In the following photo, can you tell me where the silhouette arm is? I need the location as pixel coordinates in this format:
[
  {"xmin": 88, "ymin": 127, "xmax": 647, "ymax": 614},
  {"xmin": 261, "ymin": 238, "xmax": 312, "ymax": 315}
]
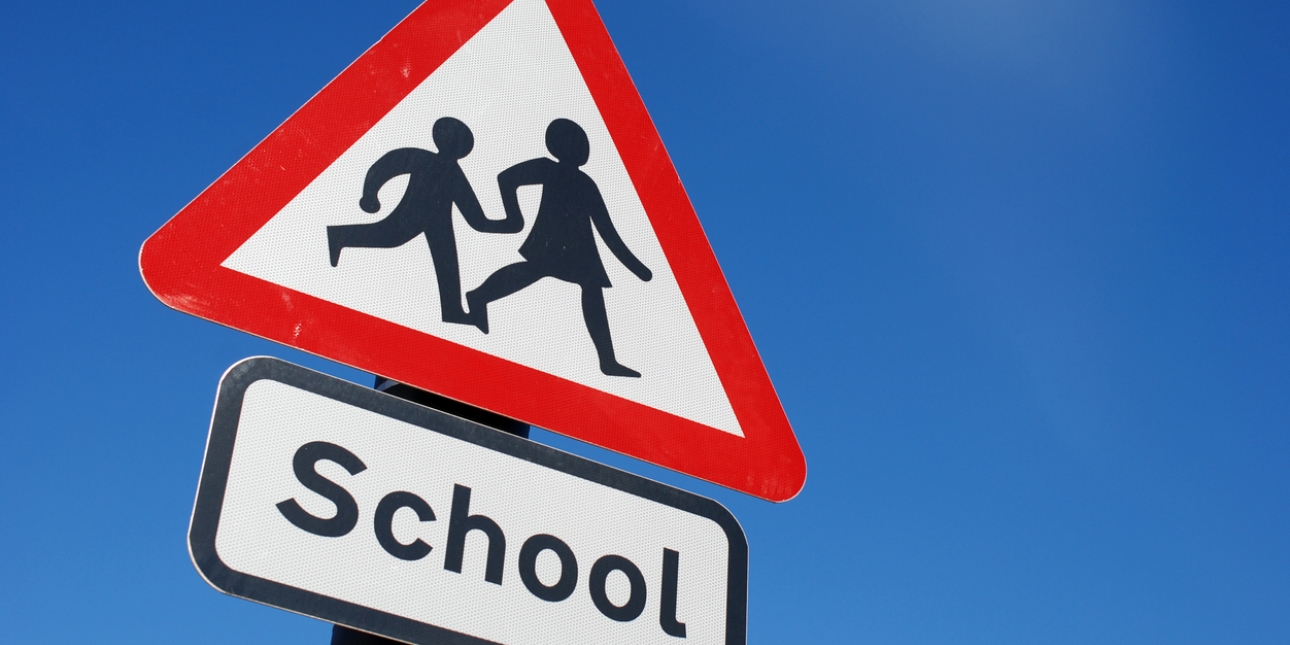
[
  {"xmin": 588, "ymin": 186, "xmax": 652, "ymax": 282},
  {"xmin": 450, "ymin": 167, "xmax": 506, "ymax": 233},
  {"xmin": 494, "ymin": 159, "xmax": 550, "ymax": 233},
  {"xmin": 359, "ymin": 149, "xmax": 416, "ymax": 213}
]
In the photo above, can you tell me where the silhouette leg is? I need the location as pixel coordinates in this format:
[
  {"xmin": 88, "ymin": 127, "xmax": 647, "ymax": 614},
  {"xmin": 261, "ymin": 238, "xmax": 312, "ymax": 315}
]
[
  {"xmin": 464, "ymin": 263, "xmax": 543, "ymax": 334},
  {"xmin": 581, "ymin": 287, "xmax": 639, "ymax": 378},
  {"xmin": 327, "ymin": 213, "xmax": 420, "ymax": 267},
  {"xmin": 424, "ymin": 222, "xmax": 470, "ymax": 324}
]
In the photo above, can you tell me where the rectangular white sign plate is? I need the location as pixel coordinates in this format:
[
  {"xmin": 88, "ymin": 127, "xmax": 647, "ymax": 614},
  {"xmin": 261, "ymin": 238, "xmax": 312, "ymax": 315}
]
[{"xmin": 189, "ymin": 357, "xmax": 748, "ymax": 645}]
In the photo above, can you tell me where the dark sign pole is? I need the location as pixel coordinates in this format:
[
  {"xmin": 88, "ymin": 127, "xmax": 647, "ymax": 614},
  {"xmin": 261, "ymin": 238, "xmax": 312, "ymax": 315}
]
[{"xmin": 330, "ymin": 377, "xmax": 529, "ymax": 645}]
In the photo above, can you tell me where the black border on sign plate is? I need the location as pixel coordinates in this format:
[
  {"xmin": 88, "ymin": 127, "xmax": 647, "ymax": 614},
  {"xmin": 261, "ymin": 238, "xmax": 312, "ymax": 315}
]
[{"xmin": 188, "ymin": 356, "xmax": 749, "ymax": 645}]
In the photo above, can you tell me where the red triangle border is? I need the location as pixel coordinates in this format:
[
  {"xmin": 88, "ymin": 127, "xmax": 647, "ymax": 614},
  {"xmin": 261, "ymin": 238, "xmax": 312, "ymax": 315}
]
[{"xmin": 140, "ymin": 0, "xmax": 805, "ymax": 502}]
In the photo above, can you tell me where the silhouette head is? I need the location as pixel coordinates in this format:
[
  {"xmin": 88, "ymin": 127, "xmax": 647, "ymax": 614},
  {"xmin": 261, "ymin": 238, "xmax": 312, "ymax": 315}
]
[
  {"xmin": 545, "ymin": 118, "xmax": 590, "ymax": 166},
  {"xmin": 433, "ymin": 117, "xmax": 474, "ymax": 160}
]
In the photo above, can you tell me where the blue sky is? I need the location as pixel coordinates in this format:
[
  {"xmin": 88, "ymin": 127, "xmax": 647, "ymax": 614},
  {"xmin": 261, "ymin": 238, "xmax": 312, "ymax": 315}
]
[{"xmin": 1, "ymin": 0, "xmax": 1287, "ymax": 643}]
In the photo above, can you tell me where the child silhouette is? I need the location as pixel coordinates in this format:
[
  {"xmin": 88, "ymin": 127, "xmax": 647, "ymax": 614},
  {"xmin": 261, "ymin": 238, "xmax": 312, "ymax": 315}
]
[
  {"xmin": 466, "ymin": 118, "xmax": 652, "ymax": 378},
  {"xmin": 327, "ymin": 117, "xmax": 519, "ymax": 324}
]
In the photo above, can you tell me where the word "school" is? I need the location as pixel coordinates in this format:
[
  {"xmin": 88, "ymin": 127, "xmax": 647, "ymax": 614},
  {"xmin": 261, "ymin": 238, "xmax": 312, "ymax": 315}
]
[{"xmin": 276, "ymin": 441, "xmax": 690, "ymax": 638}]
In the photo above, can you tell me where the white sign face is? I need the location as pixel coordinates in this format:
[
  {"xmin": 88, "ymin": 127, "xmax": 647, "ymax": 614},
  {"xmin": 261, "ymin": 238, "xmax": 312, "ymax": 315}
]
[{"xmin": 190, "ymin": 358, "xmax": 747, "ymax": 645}]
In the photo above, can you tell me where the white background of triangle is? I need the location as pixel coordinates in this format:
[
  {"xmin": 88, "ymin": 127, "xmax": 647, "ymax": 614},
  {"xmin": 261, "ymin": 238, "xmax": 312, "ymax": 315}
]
[{"xmin": 224, "ymin": 0, "xmax": 742, "ymax": 437}]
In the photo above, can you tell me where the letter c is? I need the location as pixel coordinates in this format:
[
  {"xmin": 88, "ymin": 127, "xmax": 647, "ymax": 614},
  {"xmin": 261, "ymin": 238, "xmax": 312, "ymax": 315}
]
[{"xmin": 373, "ymin": 491, "xmax": 436, "ymax": 561}]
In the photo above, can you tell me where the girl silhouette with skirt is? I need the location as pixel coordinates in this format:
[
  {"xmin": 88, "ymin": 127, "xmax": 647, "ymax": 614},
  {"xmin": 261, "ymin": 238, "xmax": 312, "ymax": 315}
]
[{"xmin": 466, "ymin": 119, "xmax": 652, "ymax": 378}]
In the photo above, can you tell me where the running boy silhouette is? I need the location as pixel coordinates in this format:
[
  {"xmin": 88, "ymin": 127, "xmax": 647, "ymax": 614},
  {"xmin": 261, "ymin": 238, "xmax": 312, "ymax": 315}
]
[
  {"xmin": 466, "ymin": 118, "xmax": 652, "ymax": 378},
  {"xmin": 327, "ymin": 117, "xmax": 519, "ymax": 324}
]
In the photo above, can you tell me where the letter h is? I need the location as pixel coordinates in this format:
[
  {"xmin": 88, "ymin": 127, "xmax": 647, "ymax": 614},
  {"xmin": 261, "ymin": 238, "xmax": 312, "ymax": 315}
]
[{"xmin": 443, "ymin": 484, "xmax": 506, "ymax": 584}]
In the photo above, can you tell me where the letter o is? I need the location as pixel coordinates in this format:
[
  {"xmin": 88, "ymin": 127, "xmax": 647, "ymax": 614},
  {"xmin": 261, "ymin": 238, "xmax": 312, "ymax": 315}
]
[
  {"xmin": 519, "ymin": 534, "xmax": 578, "ymax": 602},
  {"xmin": 588, "ymin": 554, "xmax": 646, "ymax": 622}
]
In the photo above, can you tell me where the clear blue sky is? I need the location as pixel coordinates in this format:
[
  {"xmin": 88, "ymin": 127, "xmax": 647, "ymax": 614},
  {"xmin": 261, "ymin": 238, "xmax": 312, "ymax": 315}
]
[{"xmin": 2, "ymin": 0, "xmax": 1287, "ymax": 643}]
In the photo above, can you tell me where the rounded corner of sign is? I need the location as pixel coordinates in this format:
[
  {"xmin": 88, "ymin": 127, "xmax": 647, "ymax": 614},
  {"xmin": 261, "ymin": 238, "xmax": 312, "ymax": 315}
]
[
  {"xmin": 715, "ymin": 505, "xmax": 750, "ymax": 552},
  {"xmin": 137, "ymin": 230, "xmax": 195, "ymax": 312},
  {"xmin": 137, "ymin": 235, "xmax": 169, "ymax": 299},
  {"xmin": 226, "ymin": 355, "xmax": 277, "ymax": 374},
  {"xmin": 762, "ymin": 457, "xmax": 808, "ymax": 504},
  {"xmin": 769, "ymin": 480, "xmax": 807, "ymax": 504},
  {"xmin": 186, "ymin": 527, "xmax": 234, "ymax": 597},
  {"xmin": 216, "ymin": 356, "xmax": 287, "ymax": 398}
]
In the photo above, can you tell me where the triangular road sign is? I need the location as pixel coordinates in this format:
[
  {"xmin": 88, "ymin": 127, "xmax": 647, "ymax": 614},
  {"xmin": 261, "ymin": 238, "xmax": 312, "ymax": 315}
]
[{"xmin": 141, "ymin": 0, "xmax": 805, "ymax": 502}]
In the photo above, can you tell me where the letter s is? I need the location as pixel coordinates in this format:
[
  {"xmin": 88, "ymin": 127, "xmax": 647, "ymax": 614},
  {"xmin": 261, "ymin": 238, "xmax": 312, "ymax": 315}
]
[{"xmin": 276, "ymin": 442, "xmax": 367, "ymax": 537}]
